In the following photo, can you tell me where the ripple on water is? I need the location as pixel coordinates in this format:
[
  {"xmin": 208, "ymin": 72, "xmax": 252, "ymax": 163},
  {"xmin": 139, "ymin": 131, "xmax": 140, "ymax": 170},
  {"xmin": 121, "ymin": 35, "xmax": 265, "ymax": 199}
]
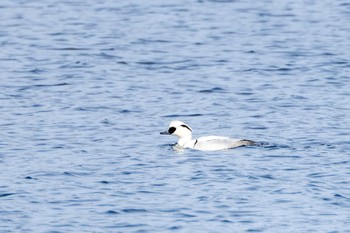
[{"xmin": 1, "ymin": 0, "xmax": 349, "ymax": 232}]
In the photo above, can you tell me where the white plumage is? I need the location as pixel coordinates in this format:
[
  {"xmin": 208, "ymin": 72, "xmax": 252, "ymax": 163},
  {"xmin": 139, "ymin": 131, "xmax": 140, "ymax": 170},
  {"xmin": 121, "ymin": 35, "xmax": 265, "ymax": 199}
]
[{"xmin": 160, "ymin": 120, "xmax": 255, "ymax": 151}]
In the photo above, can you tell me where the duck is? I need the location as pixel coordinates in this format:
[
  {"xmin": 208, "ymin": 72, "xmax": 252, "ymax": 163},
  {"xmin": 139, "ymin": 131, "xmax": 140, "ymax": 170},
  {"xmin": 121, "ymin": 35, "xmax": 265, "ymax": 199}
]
[{"xmin": 160, "ymin": 120, "xmax": 255, "ymax": 151}]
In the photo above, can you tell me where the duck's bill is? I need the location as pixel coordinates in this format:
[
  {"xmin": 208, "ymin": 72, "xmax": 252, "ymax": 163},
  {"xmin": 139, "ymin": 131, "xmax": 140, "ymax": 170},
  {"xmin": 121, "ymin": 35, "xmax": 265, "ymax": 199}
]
[{"xmin": 160, "ymin": 131, "xmax": 170, "ymax": 135}]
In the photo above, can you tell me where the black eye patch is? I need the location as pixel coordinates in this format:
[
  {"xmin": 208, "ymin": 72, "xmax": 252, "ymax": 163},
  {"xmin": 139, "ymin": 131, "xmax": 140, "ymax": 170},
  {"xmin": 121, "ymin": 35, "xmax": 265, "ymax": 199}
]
[
  {"xmin": 181, "ymin": 124, "xmax": 192, "ymax": 132},
  {"xmin": 168, "ymin": 126, "xmax": 176, "ymax": 134}
]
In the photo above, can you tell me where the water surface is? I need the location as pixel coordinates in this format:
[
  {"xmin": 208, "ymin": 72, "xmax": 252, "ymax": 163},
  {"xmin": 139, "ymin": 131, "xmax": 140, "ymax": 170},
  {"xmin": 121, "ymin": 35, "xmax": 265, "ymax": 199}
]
[{"xmin": 1, "ymin": 0, "xmax": 350, "ymax": 232}]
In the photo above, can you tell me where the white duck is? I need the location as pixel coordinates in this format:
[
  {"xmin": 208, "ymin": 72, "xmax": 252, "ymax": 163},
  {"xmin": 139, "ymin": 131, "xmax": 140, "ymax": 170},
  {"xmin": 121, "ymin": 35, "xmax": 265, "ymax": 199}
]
[{"xmin": 160, "ymin": 120, "xmax": 255, "ymax": 151}]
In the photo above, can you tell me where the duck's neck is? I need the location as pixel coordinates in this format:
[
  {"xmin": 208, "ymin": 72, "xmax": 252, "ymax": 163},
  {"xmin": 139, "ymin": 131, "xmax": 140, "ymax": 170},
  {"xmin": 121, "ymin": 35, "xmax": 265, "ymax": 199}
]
[{"xmin": 178, "ymin": 135, "xmax": 192, "ymax": 147}]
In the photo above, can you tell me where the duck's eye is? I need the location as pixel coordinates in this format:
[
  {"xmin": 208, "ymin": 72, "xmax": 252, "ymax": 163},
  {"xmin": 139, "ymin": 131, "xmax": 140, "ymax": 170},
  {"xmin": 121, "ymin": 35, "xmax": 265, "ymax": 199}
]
[{"xmin": 168, "ymin": 126, "xmax": 176, "ymax": 134}]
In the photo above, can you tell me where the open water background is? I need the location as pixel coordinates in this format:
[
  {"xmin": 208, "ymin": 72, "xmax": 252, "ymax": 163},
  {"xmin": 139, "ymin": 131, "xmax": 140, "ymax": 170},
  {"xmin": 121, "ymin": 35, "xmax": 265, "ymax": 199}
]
[{"xmin": 1, "ymin": 0, "xmax": 350, "ymax": 232}]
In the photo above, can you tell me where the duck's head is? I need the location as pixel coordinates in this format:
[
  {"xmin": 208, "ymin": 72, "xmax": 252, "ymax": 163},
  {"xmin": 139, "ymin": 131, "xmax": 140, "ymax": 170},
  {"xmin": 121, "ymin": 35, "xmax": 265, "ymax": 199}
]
[{"xmin": 160, "ymin": 120, "xmax": 192, "ymax": 139}]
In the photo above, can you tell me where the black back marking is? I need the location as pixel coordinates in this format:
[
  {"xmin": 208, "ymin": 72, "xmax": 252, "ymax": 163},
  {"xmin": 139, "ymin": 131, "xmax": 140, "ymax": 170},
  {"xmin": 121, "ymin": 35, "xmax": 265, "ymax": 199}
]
[{"xmin": 193, "ymin": 139, "xmax": 198, "ymax": 148}]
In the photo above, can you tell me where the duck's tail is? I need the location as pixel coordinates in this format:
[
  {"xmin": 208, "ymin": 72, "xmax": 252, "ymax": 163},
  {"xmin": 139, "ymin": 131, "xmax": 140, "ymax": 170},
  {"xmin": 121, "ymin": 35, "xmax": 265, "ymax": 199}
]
[{"xmin": 240, "ymin": 139, "xmax": 256, "ymax": 146}]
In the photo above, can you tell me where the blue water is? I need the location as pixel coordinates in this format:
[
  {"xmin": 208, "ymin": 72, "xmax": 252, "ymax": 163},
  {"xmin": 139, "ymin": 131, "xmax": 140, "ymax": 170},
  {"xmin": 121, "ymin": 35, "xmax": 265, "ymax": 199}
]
[{"xmin": 1, "ymin": 0, "xmax": 350, "ymax": 232}]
